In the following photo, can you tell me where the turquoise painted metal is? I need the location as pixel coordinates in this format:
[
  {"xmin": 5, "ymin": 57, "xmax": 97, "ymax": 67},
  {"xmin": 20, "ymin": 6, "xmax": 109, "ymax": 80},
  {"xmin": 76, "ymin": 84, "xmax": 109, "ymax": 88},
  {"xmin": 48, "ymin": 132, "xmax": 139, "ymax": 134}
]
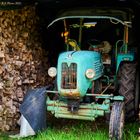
[
  {"xmin": 116, "ymin": 53, "xmax": 134, "ymax": 73},
  {"xmin": 57, "ymin": 51, "xmax": 104, "ymax": 98}
]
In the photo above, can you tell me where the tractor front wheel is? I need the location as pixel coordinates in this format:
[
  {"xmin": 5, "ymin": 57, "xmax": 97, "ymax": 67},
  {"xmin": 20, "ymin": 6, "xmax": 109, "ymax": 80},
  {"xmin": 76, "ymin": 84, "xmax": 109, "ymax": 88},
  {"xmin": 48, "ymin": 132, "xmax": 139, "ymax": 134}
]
[{"xmin": 109, "ymin": 101, "xmax": 125, "ymax": 140}]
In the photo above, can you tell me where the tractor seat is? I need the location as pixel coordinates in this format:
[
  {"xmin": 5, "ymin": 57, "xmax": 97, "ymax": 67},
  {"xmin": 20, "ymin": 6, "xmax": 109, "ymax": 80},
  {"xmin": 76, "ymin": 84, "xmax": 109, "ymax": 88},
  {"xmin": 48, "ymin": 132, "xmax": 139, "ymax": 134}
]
[{"xmin": 89, "ymin": 41, "xmax": 112, "ymax": 64}]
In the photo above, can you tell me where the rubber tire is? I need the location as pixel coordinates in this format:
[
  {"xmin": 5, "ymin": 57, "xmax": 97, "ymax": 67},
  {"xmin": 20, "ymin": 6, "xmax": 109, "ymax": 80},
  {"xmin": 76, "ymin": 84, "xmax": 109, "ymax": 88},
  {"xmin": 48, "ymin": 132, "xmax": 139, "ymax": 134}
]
[
  {"xmin": 109, "ymin": 101, "xmax": 125, "ymax": 140},
  {"xmin": 118, "ymin": 62, "xmax": 138, "ymax": 121},
  {"xmin": 135, "ymin": 71, "xmax": 139, "ymax": 118}
]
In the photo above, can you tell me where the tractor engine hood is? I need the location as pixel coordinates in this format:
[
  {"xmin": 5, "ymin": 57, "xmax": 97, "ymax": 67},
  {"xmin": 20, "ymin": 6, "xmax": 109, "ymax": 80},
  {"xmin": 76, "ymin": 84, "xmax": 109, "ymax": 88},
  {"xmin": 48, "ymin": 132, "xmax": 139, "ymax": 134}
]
[{"xmin": 57, "ymin": 51, "xmax": 103, "ymax": 98}]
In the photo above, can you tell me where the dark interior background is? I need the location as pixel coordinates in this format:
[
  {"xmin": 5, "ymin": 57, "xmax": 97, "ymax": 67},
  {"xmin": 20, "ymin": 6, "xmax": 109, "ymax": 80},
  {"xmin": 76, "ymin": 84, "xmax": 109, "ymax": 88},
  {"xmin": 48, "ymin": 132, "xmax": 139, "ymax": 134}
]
[
  {"xmin": 1, "ymin": 0, "xmax": 139, "ymax": 66},
  {"xmin": 34, "ymin": 0, "xmax": 140, "ymax": 66}
]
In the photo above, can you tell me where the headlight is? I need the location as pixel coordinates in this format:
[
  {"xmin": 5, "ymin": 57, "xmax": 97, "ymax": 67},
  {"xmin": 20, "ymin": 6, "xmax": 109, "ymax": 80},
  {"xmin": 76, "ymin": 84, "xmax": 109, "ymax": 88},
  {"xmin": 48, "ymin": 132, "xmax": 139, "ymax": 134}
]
[
  {"xmin": 48, "ymin": 67, "xmax": 57, "ymax": 77},
  {"xmin": 86, "ymin": 69, "xmax": 95, "ymax": 79}
]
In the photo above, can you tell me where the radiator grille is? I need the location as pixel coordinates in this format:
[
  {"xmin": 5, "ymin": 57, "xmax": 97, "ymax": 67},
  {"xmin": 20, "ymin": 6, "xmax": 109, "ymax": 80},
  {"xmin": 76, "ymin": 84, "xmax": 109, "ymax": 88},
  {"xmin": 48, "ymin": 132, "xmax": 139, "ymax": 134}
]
[{"xmin": 61, "ymin": 63, "xmax": 77, "ymax": 89}]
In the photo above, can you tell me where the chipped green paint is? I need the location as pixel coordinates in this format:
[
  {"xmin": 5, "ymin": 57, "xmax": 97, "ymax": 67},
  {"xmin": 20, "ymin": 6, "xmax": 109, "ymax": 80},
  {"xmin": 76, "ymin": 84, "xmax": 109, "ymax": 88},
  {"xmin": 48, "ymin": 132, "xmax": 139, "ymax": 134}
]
[{"xmin": 47, "ymin": 97, "xmax": 110, "ymax": 121}]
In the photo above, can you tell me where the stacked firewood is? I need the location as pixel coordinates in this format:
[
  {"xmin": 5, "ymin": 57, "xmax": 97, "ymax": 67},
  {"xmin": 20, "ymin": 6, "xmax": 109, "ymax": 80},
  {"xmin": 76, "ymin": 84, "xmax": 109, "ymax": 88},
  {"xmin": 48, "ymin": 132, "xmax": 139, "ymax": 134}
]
[{"xmin": 0, "ymin": 6, "xmax": 51, "ymax": 131}]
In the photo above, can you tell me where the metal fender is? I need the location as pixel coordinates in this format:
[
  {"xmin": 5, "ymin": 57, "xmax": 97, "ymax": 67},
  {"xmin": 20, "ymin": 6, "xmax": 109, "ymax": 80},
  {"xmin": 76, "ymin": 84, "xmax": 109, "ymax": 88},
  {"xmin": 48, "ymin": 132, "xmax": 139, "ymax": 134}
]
[{"xmin": 116, "ymin": 53, "xmax": 134, "ymax": 73}]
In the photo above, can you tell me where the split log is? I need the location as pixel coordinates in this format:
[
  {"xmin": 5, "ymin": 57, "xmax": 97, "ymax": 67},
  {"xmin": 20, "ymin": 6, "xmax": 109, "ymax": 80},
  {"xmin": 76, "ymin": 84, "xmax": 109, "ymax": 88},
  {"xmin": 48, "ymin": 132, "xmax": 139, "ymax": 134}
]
[{"xmin": 0, "ymin": 6, "xmax": 51, "ymax": 131}]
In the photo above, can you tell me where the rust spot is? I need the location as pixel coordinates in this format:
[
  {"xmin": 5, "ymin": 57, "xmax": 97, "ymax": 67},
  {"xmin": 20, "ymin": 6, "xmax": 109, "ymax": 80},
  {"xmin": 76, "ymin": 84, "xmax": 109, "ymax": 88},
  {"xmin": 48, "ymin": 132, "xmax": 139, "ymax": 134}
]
[
  {"xmin": 61, "ymin": 92, "xmax": 80, "ymax": 99},
  {"xmin": 47, "ymin": 104, "xmax": 54, "ymax": 106}
]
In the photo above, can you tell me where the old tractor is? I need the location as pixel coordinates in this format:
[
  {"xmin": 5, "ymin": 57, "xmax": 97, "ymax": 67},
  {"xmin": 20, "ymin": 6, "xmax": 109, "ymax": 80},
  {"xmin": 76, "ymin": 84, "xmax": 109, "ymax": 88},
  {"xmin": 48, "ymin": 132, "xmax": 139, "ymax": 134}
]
[
  {"xmin": 46, "ymin": 8, "xmax": 139, "ymax": 139},
  {"xmin": 19, "ymin": 8, "xmax": 139, "ymax": 140}
]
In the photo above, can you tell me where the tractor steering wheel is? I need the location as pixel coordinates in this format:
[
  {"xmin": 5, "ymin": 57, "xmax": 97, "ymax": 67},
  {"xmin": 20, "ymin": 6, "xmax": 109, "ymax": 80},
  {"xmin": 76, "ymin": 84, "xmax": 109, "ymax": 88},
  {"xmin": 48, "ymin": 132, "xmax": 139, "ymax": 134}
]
[
  {"xmin": 88, "ymin": 39, "xmax": 101, "ymax": 51},
  {"xmin": 87, "ymin": 39, "xmax": 101, "ymax": 48}
]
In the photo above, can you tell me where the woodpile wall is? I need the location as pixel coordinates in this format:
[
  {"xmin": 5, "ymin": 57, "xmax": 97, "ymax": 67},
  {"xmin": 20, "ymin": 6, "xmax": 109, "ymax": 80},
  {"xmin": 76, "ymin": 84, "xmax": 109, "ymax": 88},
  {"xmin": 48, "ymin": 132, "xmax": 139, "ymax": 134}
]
[{"xmin": 0, "ymin": 6, "xmax": 51, "ymax": 131}]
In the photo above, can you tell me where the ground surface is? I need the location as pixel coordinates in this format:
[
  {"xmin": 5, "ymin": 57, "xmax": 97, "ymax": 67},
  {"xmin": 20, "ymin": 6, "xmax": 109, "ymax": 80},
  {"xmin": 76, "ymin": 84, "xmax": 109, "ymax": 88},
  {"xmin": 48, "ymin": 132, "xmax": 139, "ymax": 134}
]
[{"xmin": 0, "ymin": 115, "xmax": 139, "ymax": 140}]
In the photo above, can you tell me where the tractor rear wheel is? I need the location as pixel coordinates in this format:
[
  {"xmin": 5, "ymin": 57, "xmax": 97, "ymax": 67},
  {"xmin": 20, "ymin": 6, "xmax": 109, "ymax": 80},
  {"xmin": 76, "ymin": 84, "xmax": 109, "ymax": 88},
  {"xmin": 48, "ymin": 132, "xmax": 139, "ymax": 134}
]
[
  {"xmin": 109, "ymin": 101, "xmax": 125, "ymax": 140},
  {"xmin": 118, "ymin": 62, "xmax": 138, "ymax": 120}
]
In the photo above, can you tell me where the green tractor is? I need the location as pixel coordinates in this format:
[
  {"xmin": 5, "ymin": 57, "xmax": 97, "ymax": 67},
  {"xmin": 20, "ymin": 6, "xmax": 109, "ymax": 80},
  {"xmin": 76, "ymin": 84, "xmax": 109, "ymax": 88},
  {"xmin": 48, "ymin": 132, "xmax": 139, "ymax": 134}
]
[
  {"xmin": 19, "ymin": 8, "xmax": 139, "ymax": 140},
  {"xmin": 46, "ymin": 8, "xmax": 139, "ymax": 139}
]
